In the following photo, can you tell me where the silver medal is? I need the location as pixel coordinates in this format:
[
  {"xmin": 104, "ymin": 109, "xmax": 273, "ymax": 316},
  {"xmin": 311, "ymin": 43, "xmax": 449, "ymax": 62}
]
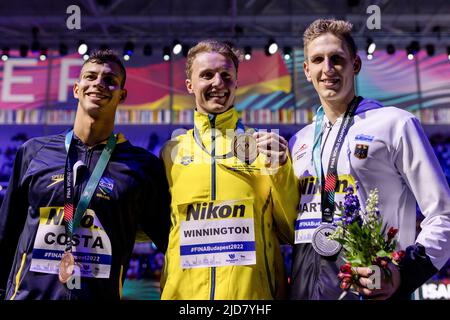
[{"xmin": 311, "ymin": 223, "xmax": 342, "ymax": 257}]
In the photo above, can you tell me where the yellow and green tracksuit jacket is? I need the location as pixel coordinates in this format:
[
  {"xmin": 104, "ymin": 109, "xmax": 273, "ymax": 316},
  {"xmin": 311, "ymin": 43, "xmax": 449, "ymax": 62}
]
[{"xmin": 160, "ymin": 107, "xmax": 299, "ymax": 300}]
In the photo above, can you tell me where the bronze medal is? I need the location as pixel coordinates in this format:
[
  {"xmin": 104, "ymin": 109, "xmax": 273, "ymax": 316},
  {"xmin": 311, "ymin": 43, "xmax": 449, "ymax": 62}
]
[
  {"xmin": 233, "ymin": 132, "xmax": 258, "ymax": 164},
  {"xmin": 58, "ymin": 251, "xmax": 75, "ymax": 283}
]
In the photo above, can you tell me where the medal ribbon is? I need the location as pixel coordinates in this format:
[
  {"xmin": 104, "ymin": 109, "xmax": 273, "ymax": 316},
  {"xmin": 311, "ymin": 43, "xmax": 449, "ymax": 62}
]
[
  {"xmin": 312, "ymin": 96, "xmax": 362, "ymax": 223},
  {"xmin": 193, "ymin": 118, "xmax": 246, "ymax": 159},
  {"xmin": 63, "ymin": 130, "xmax": 117, "ymax": 252}
]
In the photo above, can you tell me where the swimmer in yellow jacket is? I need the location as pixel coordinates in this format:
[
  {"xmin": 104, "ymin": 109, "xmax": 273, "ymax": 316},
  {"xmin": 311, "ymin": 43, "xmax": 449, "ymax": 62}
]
[{"xmin": 160, "ymin": 40, "xmax": 299, "ymax": 300}]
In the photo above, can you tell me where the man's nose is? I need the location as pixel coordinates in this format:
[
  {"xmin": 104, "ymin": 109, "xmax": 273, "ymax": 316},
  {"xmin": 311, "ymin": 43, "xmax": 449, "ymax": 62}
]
[
  {"xmin": 323, "ymin": 58, "xmax": 335, "ymax": 73},
  {"xmin": 93, "ymin": 77, "xmax": 106, "ymax": 88},
  {"xmin": 211, "ymin": 73, "xmax": 224, "ymax": 86}
]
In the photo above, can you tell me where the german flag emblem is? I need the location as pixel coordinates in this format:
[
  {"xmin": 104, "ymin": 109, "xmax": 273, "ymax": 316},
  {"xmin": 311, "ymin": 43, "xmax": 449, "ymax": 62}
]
[{"xmin": 354, "ymin": 144, "xmax": 369, "ymax": 159}]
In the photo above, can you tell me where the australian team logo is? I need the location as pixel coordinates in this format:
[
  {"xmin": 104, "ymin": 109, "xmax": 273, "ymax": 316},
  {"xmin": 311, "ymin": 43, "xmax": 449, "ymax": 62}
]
[
  {"xmin": 180, "ymin": 156, "xmax": 194, "ymax": 166},
  {"xmin": 354, "ymin": 144, "xmax": 369, "ymax": 159}
]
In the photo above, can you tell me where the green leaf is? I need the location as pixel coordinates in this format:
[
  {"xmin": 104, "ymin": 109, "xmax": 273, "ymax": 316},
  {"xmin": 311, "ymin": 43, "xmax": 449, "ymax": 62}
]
[
  {"xmin": 350, "ymin": 257, "xmax": 362, "ymax": 266},
  {"xmin": 376, "ymin": 250, "xmax": 388, "ymax": 257}
]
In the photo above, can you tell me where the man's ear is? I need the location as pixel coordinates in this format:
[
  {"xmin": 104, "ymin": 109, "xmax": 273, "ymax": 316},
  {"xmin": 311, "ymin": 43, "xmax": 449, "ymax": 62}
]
[
  {"xmin": 353, "ymin": 55, "xmax": 362, "ymax": 75},
  {"xmin": 73, "ymin": 81, "xmax": 80, "ymax": 99},
  {"xmin": 185, "ymin": 79, "xmax": 193, "ymax": 94},
  {"xmin": 119, "ymin": 89, "xmax": 127, "ymax": 103},
  {"xmin": 304, "ymin": 61, "xmax": 312, "ymax": 82}
]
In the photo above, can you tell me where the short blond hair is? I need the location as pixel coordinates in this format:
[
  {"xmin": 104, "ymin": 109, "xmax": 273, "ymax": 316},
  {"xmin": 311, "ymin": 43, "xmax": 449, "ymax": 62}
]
[
  {"xmin": 185, "ymin": 40, "xmax": 243, "ymax": 79},
  {"xmin": 303, "ymin": 19, "xmax": 357, "ymax": 59}
]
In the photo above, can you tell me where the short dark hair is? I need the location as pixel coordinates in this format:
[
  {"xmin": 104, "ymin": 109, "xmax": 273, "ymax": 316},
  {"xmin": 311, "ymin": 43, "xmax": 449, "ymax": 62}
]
[
  {"xmin": 185, "ymin": 40, "xmax": 243, "ymax": 79},
  {"xmin": 82, "ymin": 49, "xmax": 127, "ymax": 88},
  {"xmin": 303, "ymin": 19, "xmax": 358, "ymax": 59}
]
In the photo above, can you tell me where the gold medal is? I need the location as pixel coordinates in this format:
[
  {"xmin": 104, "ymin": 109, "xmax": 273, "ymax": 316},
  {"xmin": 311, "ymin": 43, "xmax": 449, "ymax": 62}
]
[
  {"xmin": 58, "ymin": 251, "xmax": 75, "ymax": 284},
  {"xmin": 233, "ymin": 132, "xmax": 258, "ymax": 164}
]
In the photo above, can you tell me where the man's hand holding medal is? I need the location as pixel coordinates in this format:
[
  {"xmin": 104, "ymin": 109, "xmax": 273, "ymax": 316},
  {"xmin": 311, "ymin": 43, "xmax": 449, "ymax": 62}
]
[
  {"xmin": 233, "ymin": 130, "xmax": 289, "ymax": 167},
  {"xmin": 253, "ymin": 131, "xmax": 288, "ymax": 167}
]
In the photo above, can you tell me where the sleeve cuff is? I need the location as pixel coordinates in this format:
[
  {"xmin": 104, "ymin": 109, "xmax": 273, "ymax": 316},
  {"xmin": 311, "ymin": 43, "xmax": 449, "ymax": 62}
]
[{"xmin": 391, "ymin": 243, "xmax": 438, "ymax": 299}]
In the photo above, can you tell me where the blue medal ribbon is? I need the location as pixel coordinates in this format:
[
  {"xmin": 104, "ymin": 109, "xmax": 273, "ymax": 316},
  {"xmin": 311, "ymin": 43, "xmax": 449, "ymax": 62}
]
[{"xmin": 63, "ymin": 130, "xmax": 117, "ymax": 252}]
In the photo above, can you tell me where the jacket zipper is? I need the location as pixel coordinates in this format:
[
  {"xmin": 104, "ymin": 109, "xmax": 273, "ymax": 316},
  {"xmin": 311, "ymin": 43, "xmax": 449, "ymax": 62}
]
[
  {"xmin": 260, "ymin": 191, "xmax": 275, "ymax": 298},
  {"xmin": 209, "ymin": 115, "xmax": 216, "ymax": 300},
  {"xmin": 119, "ymin": 265, "xmax": 124, "ymax": 299},
  {"xmin": 314, "ymin": 122, "xmax": 333, "ymax": 298}
]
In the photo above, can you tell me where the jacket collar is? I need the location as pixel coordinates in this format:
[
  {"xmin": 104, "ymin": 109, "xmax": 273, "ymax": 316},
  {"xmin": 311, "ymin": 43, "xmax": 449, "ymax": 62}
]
[
  {"xmin": 72, "ymin": 132, "xmax": 127, "ymax": 148},
  {"xmin": 193, "ymin": 107, "xmax": 239, "ymax": 136},
  {"xmin": 313, "ymin": 96, "xmax": 385, "ymax": 123}
]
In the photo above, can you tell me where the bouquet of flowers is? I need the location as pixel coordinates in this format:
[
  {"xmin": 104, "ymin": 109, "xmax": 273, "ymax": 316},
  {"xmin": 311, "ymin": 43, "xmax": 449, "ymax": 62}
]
[{"xmin": 329, "ymin": 186, "xmax": 405, "ymax": 298}]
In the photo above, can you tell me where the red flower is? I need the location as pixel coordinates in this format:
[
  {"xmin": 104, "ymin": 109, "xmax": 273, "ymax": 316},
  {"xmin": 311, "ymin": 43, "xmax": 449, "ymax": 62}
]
[
  {"xmin": 392, "ymin": 250, "xmax": 406, "ymax": 263},
  {"xmin": 340, "ymin": 262, "xmax": 352, "ymax": 274},
  {"xmin": 338, "ymin": 272, "xmax": 352, "ymax": 280},
  {"xmin": 387, "ymin": 227, "xmax": 398, "ymax": 240},
  {"xmin": 340, "ymin": 279, "xmax": 351, "ymax": 290}
]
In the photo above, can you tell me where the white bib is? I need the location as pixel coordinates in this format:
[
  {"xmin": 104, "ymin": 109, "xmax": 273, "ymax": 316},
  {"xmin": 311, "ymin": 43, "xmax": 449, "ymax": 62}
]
[
  {"xmin": 30, "ymin": 207, "xmax": 112, "ymax": 278},
  {"xmin": 295, "ymin": 174, "xmax": 356, "ymax": 244},
  {"xmin": 178, "ymin": 199, "xmax": 256, "ymax": 269}
]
